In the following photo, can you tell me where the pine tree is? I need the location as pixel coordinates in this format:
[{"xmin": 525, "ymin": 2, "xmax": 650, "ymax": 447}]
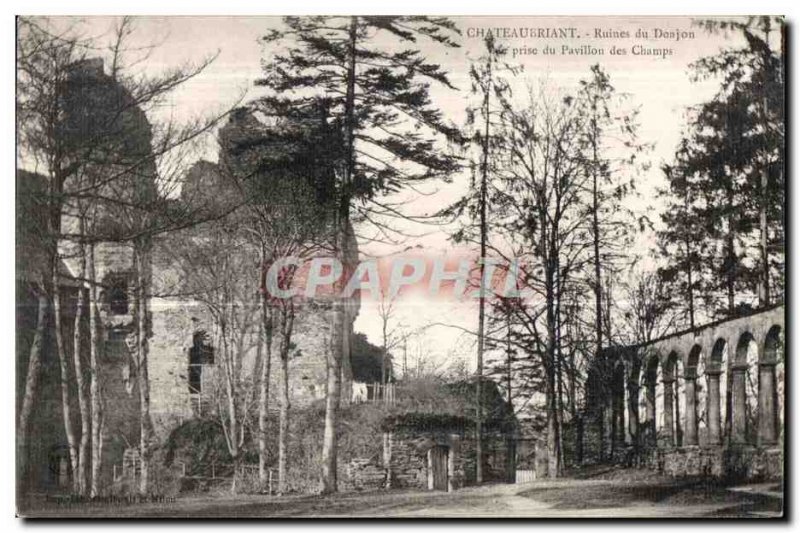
[
  {"xmin": 666, "ymin": 16, "xmax": 786, "ymax": 316},
  {"xmin": 656, "ymin": 151, "xmax": 711, "ymax": 328},
  {"xmin": 257, "ymin": 16, "xmax": 462, "ymax": 493}
]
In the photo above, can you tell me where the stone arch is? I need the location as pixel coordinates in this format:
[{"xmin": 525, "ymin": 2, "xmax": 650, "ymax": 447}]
[
  {"xmin": 763, "ymin": 325, "xmax": 782, "ymax": 364},
  {"xmin": 662, "ymin": 351, "xmax": 682, "ymax": 446},
  {"xmin": 758, "ymin": 325, "xmax": 783, "ymax": 445},
  {"xmin": 640, "ymin": 354, "xmax": 660, "ymax": 446},
  {"xmin": 709, "ymin": 338, "xmax": 728, "ymax": 371},
  {"xmin": 626, "ymin": 357, "xmax": 643, "ymax": 446},
  {"xmin": 612, "ymin": 361, "xmax": 626, "ymax": 446},
  {"xmin": 704, "ymin": 338, "xmax": 728, "ymax": 445},
  {"xmin": 734, "ymin": 331, "xmax": 756, "ymax": 364},
  {"xmin": 684, "ymin": 344, "xmax": 702, "ymax": 446},
  {"xmin": 732, "ymin": 332, "xmax": 758, "ymax": 444}
]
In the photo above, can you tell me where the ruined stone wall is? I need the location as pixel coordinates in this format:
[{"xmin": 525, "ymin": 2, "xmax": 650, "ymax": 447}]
[
  {"xmin": 148, "ymin": 297, "xmax": 202, "ymax": 435},
  {"xmin": 580, "ymin": 306, "xmax": 785, "ymax": 483},
  {"xmin": 147, "ymin": 294, "xmax": 355, "ymax": 439},
  {"xmin": 16, "ymin": 279, "xmax": 141, "ymax": 494},
  {"xmin": 382, "ymin": 430, "xmax": 513, "ymax": 491}
]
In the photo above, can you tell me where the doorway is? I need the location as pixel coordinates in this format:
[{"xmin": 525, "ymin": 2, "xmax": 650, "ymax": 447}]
[{"xmin": 429, "ymin": 445, "xmax": 449, "ymax": 491}]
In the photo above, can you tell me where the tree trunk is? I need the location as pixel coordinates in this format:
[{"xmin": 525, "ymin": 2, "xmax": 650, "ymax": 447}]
[
  {"xmin": 681, "ymin": 180, "xmax": 696, "ymax": 329},
  {"xmin": 320, "ymin": 14, "xmax": 357, "ymax": 495},
  {"xmin": 87, "ymin": 243, "xmax": 103, "ymax": 497},
  {"xmin": 321, "ymin": 301, "xmax": 344, "ymax": 494},
  {"xmin": 278, "ymin": 349, "xmax": 290, "ymax": 495},
  {"xmin": 381, "ymin": 320, "xmax": 387, "ymax": 395},
  {"xmin": 475, "ymin": 40, "xmax": 493, "ymax": 485},
  {"xmin": 53, "ymin": 256, "xmax": 80, "ymax": 493},
  {"xmin": 545, "ymin": 367, "xmax": 561, "ymax": 478},
  {"xmin": 73, "ymin": 237, "xmax": 90, "ymax": 496},
  {"xmin": 544, "ymin": 236, "xmax": 561, "ymax": 478},
  {"xmin": 725, "ymin": 180, "xmax": 736, "ymax": 314},
  {"xmin": 591, "ymin": 123, "xmax": 603, "ymax": 360},
  {"xmin": 759, "ymin": 21, "xmax": 772, "ymax": 308},
  {"xmin": 278, "ymin": 304, "xmax": 295, "ymax": 494},
  {"xmin": 555, "ymin": 332, "xmax": 566, "ymax": 468},
  {"xmin": 222, "ymin": 329, "xmax": 241, "ymax": 494},
  {"xmin": 685, "ymin": 239, "xmax": 695, "ymax": 329},
  {"xmin": 568, "ymin": 341, "xmax": 583, "ymax": 464},
  {"xmin": 135, "ymin": 241, "xmax": 154, "ymax": 495},
  {"xmin": 258, "ymin": 290, "xmax": 273, "ymax": 487},
  {"xmin": 17, "ymin": 289, "xmax": 48, "ymax": 494}
]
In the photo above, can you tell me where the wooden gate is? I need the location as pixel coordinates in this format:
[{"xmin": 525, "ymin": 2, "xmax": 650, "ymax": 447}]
[{"xmin": 430, "ymin": 445, "xmax": 449, "ymax": 491}]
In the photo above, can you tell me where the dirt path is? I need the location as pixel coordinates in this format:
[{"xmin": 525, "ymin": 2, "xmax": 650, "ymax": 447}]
[{"xmin": 21, "ymin": 475, "xmax": 782, "ymax": 518}]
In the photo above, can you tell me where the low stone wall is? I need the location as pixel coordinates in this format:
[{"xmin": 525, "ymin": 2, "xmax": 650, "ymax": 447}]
[
  {"xmin": 385, "ymin": 432, "xmax": 436, "ymax": 490},
  {"xmin": 639, "ymin": 445, "xmax": 782, "ymax": 481},
  {"xmin": 343, "ymin": 458, "xmax": 387, "ymax": 492}
]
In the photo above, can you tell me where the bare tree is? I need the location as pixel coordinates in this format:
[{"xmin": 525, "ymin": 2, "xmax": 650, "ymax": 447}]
[
  {"xmin": 218, "ymin": 104, "xmax": 336, "ymax": 491},
  {"xmin": 259, "ymin": 16, "xmax": 462, "ymax": 493},
  {"xmin": 493, "ymin": 86, "xmax": 591, "ymax": 478},
  {"xmin": 16, "ymin": 15, "xmax": 229, "ymax": 496}
]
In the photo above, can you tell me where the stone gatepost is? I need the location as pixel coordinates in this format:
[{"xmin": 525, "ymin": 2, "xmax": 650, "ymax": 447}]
[
  {"xmin": 447, "ymin": 433, "xmax": 459, "ymax": 491},
  {"xmin": 383, "ymin": 431, "xmax": 393, "ymax": 488}
]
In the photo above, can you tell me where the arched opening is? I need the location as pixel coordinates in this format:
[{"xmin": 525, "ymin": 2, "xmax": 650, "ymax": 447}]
[
  {"xmin": 47, "ymin": 444, "xmax": 72, "ymax": 489},
  {"xmin": 685, "ymin": 345, "xmax": 702, "ymax": 446},
  {"xmin": 706, "ymin": 338, "xmax": 728, "ymax": 445},
  {"xmin": 733, "ymin": 332, "xmax": 758, "ymax": 444},
  {"xmin": 189, "ymin": 329, "xmax": 215, "ymax": 416},
  {"xmin": 663, "ymin": 352, "xmax": 682, "ymax": 447},
  {"xmin": 761, "ymin": 325, "xmax": 783, "ymax": 445},
  {"xmin": 101, "ymin": 272, "xmax": 130, "ymax": 315},
  {"xmin": 764, "ymin": 325, "xmax": 784, "ymax": 363},
  {"xmin": 627, "ymin": 359, "xmax": 642, "ymax": 446},
  {"xmin": 640, "ymin": 355, "xmax": 660, "ymax": 446}
]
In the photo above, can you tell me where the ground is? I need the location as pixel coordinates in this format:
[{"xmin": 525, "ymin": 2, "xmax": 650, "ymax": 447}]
[{"xmin": 20, "ymin": 467, "xmax": 783, "ymax": 518}]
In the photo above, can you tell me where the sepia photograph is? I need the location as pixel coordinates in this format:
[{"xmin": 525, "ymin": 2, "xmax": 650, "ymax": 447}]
[{"xmin": 13, "ymin": 12, "xmax": 786, "ymax": 519}]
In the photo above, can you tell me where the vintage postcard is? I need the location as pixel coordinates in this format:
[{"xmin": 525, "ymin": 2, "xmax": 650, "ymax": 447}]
[{"xmin": 15, "ymin": 15, "xmax": 785, "ymax": 518}]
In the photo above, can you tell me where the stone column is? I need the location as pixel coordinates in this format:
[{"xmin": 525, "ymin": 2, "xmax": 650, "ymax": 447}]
[
  {"xmin": 674, "ymin": 378, "xmax": 682, "ymax": 447},
  {"xmin": 730, "ymin": 365, "xmax": 748, "ymax": 444},
  {"xmin": 623, "ymin": 376, "xmax": 631, "ymax": 445},
  {"xmin": 684, "ymin": 372, "xmax": 699, "ymax": 446},
  {"xmin": 447, "ymin": 438, "xmax": 457, "ymax": 492},
  {"xmin": 627, "ymin": 381, "xmax": 639, "ymax": 446},
  {"xmin": 645, "ymin": 381, "xmax": 657, "ymax": 446},
  {"xmin": 706, "ymin": 370, "xmax": 722, "ymax": 445},
  {"xmin": 758, "ymin": 362, "xmax": 778, "ymax": 445},
  {"xmin": 603, "ymin": 398, "xmax": 614, "ymax": 458},
  {"xmin": 662, "ymin": 378, "xmax": 675, "ymax": 446},
  {"xmin": 614, "ymin": 381, "xmax": 626, "ymax": 445}
]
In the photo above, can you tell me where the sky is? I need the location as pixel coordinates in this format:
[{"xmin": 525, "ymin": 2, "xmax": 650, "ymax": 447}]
[{"xmin": 34, "ymin": 15, "xmax": 766, "ymax": 376}]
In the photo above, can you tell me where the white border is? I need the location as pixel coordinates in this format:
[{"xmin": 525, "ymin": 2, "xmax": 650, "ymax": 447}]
[{"xmin": 3, "ymin": 2, "xmax": 798, "ymax": 531}]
